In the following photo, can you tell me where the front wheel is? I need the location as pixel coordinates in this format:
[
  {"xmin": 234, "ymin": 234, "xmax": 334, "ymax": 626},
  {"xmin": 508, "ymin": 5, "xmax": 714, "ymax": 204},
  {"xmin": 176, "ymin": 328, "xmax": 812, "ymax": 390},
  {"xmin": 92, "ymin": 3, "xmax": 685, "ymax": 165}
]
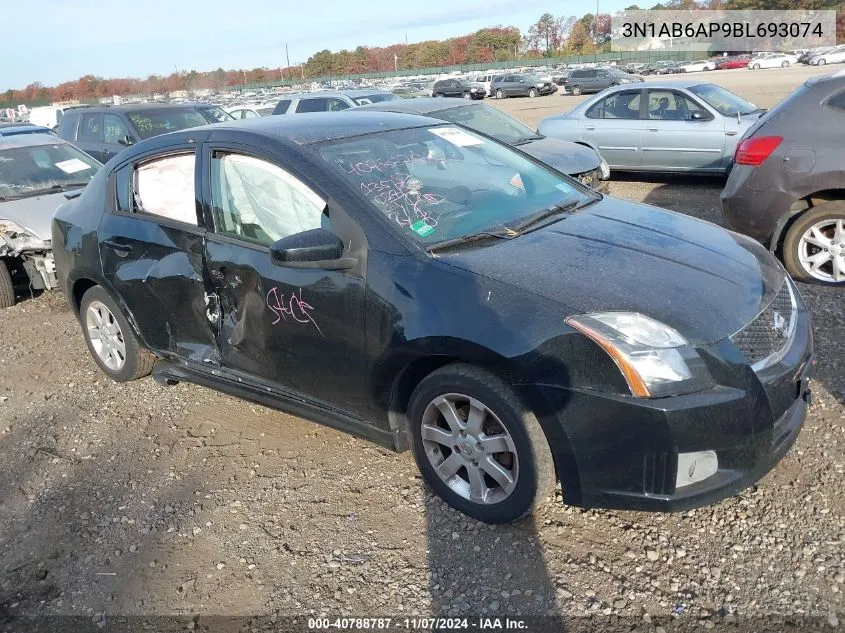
[
  {"xmin": 407, "ymin": 364, "xmax": 556, "ymax": 524},
  {"xmin": 495, "ymin": 89, "xmax": 505, "ymax": 99},
  {"xmin": 463, "ymin": 92, "xmax": 472, "ymax": 100},
  {"xmin": 817, "ymin": 58, "xmax": 827, "ymax": 66},
  {"xmin": 434, "ymin": 93, "xmax": 444, "ymax": 98},
  {"xmin": 782, "ymin": 203, "xmax": 845, "ymax": 285},
  {"xmin": 751, "ymin": 63, "xmax": 760, "ymax": 70},
  {"xmin": 0, "ymin": 260, "xmax": 14, "ymax": 309},
  {"xmin": 781, "ymin": 61, "xmax": 790, "ymax": 67},
  {"xmin": 528, "ymin": 88, "xmax": 538, "ymax": 98},
  {"xmin": 80, "ymin": 285, "xmax": 155, "ymax": 381}
]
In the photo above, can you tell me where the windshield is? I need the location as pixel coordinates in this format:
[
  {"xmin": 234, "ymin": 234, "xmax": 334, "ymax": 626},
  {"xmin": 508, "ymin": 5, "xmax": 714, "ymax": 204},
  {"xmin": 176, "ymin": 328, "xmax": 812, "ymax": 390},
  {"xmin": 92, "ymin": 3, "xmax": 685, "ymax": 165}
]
[
  {"xmin": 431, "ymin": 104, "xmax": 538, "ymax": 145},
  {"xmin": 318, "ymin": 126, "xmax": 593, "ymax": 246},
  {"xmin": 352, "ymin": 93, "xmax": 398, "ymax": 105},
  {"xmin": 688, "ymin": 84, "xmax": 759, "ymax": 116},
  {"xmin": 0, "ymin": 141, "xmax": 100, "ymax": 200},
  {"xmin": 195, "ymin": 105, "xmax": 235, "ymax": 123}
]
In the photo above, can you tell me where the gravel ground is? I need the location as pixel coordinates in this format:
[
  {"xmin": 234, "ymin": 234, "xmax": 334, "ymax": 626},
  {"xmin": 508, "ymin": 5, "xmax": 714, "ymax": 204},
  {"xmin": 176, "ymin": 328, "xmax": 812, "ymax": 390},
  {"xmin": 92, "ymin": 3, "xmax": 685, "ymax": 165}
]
[{"xmin": 1, "ymin": 66, "xmax": 843, "ymax": 632}]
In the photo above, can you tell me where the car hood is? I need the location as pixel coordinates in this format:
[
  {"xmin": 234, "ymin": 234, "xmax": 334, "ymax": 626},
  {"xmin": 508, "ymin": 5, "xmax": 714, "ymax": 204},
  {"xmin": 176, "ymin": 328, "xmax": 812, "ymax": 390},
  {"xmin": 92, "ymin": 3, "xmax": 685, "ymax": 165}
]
[
  {"xmin": 0, "ymin": 190, "xmax": 70, "ymax": 240},
  {"xmin": 520, "ymin": 137, "xmax": 602, "ymax": 176},
  {"xmin": 437, "ymin": 198, "xmax": 785, "ymax": 345}
]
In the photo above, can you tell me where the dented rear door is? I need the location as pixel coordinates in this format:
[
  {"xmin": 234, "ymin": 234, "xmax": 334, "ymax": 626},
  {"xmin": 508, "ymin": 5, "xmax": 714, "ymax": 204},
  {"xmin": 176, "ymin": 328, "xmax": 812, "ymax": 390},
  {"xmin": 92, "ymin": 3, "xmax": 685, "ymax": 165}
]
[{"xmin": 98, "ymin": 145, "xmax": 220, "ymax": 365}]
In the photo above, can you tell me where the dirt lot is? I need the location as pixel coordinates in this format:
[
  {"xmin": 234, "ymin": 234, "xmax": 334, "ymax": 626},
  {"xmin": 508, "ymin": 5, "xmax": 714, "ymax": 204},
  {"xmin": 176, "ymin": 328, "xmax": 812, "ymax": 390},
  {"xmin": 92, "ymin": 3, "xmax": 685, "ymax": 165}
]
[{"xmin": 1, "ymin": 65, "xmax": 843, "ymax": 632}]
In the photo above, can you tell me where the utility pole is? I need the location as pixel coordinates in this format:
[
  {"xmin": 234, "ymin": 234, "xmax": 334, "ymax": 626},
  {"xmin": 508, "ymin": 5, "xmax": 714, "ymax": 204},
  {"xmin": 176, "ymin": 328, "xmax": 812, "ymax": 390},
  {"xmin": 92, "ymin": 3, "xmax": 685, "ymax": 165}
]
[{"xmin": 285, "ymin": 43, "xmax": 291, "ymax": 80}]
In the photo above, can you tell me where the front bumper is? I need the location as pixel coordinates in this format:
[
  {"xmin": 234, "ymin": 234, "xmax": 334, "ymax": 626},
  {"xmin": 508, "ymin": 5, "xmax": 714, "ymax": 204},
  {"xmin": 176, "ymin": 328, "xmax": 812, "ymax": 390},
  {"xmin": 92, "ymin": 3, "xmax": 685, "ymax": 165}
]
[{"xmin": 518, "ymin": 306, "xmax": 814, "ymax": 512}]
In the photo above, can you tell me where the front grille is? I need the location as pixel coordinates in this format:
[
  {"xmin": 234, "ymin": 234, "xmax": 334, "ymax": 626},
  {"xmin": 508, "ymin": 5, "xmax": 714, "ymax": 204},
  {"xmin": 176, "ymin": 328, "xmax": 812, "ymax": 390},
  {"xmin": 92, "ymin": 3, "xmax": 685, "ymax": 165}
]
[{"xmin": 729, "ymin": 279, "xmax": 796, "ymax": 369}]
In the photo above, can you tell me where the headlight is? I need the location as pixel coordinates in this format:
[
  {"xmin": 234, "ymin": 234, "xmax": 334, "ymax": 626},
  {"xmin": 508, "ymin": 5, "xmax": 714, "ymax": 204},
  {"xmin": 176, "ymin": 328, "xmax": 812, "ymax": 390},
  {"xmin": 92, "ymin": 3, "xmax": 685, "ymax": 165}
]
[
  {"xmin": 0, "ymin": 219, "xmax": 49, "ymax": 250},
  {"xmin": 536, "ymin": 83, "xmax": 544, "ymax": 88},
  {"xmin": 566, "ymin": 312, "xmax": 714, "ymax": 398},
  {"xmin": 470, "ymin": 87, "xmax": 478, "ymax": 92}
]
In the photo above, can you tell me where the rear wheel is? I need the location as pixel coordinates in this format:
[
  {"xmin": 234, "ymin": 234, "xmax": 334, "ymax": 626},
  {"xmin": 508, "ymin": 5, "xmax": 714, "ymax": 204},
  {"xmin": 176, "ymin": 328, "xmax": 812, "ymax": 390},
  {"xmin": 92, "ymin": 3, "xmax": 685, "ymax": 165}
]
[
  {"xmin": 407, "ymin": 364, "xmax": 556, "ymax": 523},
  {"xmin": 0, "ymin": 260, "xmax": 14, "ymax": 309},
  {"xmin": 434, "ymin": 93, "xmax": 444, "ymax": 98},
  {"xmin": 79, "ymin": 285, "xmax": 155, "ymax": 381},
  {"xmin": 528, "ymin": 88, "xmax": 538, "ymax": 98},
  {"xmin": 751, "ymin": 63, "xmax": 760, "ymax": 70},
  {"xmin": 782, "ymin": 202, "xmax": 845, "ymax": 285},
  {"xmin": 495, "ymin": 89, "xmax": 505, "ymax": 99},
  {"xmin": 781, "ymin": 60, "xmax": 790, "ymax": 67},
  {"xmin": 570, "ymin": 85, "xmax": 581, "ymax": 95}
]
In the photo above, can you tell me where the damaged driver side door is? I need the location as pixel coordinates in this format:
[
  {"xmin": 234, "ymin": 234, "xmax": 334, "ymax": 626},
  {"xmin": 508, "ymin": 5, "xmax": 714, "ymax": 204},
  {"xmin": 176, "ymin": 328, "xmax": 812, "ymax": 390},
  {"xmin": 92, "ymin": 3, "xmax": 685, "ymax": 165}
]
[{"xmin": 99, "ymin": 147, "xmax": 220, "ymax": 365}]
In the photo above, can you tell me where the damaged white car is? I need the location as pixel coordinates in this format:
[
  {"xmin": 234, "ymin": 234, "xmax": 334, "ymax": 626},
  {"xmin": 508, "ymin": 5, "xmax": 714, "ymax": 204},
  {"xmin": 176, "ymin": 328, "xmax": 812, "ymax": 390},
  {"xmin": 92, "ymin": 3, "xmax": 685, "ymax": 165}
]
[{"xmin": 0, "ymin": 134, "xmax": 100, "ymax": 307}]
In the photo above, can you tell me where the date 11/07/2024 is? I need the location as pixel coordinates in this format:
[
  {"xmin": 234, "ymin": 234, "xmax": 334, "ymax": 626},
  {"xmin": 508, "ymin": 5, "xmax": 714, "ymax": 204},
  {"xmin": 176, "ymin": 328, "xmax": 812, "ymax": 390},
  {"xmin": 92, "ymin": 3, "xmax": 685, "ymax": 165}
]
[{"xmin": 308, "ymin": 617, "xmax": 529, "ymax": 630}]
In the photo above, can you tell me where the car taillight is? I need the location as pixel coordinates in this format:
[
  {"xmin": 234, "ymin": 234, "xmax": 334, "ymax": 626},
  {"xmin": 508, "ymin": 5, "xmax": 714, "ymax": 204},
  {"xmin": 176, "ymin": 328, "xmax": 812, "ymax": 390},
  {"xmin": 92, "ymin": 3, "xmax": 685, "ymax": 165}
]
[{"xmin": 734, "ymin": 135, "xmax": 782, "ymax": 166}]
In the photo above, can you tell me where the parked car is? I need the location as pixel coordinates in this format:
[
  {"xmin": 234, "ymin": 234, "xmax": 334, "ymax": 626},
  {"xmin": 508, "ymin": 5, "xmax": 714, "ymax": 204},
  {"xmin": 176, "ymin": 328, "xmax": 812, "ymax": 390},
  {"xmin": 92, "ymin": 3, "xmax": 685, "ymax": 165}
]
[
  {"xmin": 800, "ymin": 46, "xmax": 836, "ymax": 64},
  {"xmin": 53, "ymin": 112, "xmax": 813, "ymax": 523},
  {"xmin": 272, "ymin": 90, "xmax": 399, "ymax": 115},
  {"xmin": 226, "ymin": 104, "xmax": 276, "ymax": 119},
  {"xmin": 551, "ymin": 69, "xmax": 572, "ymax": 85},
  {"xmin": 721, "ymin": 70, "xmax": 845, "ymax": 285},
  {"xmin": 678, "ymin": 60, "xmax": 717, "ymax": 73},
  {"xmin": 715, "ymin": 56, "xmax": 751, "ymax": 70},
  {"xmin": 491, "ymin": 74, "xmax": 556, "ymax": 99},
  {"xmin": 56, "ymin": 103, "xmax": 234, "ymax": 164},
  {"xmin": 431, "ymin": 78, "xmax": 485, "ymax": 100},
  {"xmin": 808, "ymin": 46, "xmax": 845, "ymax": 66},
  {"xmin": 467, "ymin": 73, "xmax": 503, "ymax": 97},
  {"xmin": 539, "ymin": 81, "xmax": 764, "ymax": 174},
  {"xmin": 653, "ymin": 62, "xmax": 684, "ymax": 75},
  {"xmin": 0, "ymin": 122, "xmax": 57, "ymax": 137},
  {"xmin": 357, "ymin": 98, "xmax": 610, "ymax": 189},
  {"xmin": 748, "ymin": 54, "xmax": 798, "ymax": 69},
  {"xmin": 391, "ymin": 86, "xmax": 429, "ymax": 99},
  {"xmin": 563, "ymin": 68, "xmax": 644, "ymax": 95},
  {"xmin": 0, "ymin": 134, "xmax": 101, "ymax": 307}
]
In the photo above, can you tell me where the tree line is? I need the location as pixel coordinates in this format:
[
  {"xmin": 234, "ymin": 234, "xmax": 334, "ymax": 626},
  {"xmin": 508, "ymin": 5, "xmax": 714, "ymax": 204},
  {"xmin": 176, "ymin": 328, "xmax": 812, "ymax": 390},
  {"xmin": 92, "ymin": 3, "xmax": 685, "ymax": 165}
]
[{"xmin": 2, "ymin": 0, "xmax": 843, "ymax": 106}]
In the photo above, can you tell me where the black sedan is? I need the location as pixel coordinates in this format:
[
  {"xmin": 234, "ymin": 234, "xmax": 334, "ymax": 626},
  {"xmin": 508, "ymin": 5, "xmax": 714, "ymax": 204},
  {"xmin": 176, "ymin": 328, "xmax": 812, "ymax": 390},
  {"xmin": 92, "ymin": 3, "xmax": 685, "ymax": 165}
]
[
  {"xmin": 357, "ymin": 98, "xmax": 609, "ymax": 190},
  {"xmin": 53, "ymin": 112, "xmax": 814, "ymax": 523}
]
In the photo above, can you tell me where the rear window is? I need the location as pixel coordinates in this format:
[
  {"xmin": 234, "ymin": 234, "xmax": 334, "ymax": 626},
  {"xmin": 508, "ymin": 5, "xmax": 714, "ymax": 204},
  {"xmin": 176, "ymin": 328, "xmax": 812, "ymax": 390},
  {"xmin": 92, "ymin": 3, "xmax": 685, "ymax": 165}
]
[{"xmin": 126, "ymin": 108, "xmax": 209, "ymax": 140}]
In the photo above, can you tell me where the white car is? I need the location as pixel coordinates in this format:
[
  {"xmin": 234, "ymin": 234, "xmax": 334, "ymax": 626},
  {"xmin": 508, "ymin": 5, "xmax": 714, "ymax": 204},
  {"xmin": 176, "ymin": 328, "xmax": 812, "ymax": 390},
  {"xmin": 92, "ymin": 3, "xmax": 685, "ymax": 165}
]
[
  {"xmin": 678, "ymin": 60, "xmax": 716, "ymax": 73},
  {"xmin": 225, "ymin": 104, "xmax": 276, "ymax": 119},
  {"xmin": 747, "ymin": 54, "xmax": 798, "ymax": 69},
  {"xmin": 809, "ymin": 46, "xmax": 845, "ymax": 65}
]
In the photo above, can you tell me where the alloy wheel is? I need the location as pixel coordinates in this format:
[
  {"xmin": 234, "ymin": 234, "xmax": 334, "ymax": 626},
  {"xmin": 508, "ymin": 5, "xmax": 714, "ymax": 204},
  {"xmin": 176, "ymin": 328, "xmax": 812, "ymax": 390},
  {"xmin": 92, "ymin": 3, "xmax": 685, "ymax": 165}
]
[
  {"xmin": 798, "ymin": 218, "xmax": 845, "ymax": 283},
  {"xmin": 86, "ymin": 300, "xmax": 127, "ymax": 370},
  {"xmin": 420, "ymin": 393, "xmax": 519, "ymax": 505},
  {"xmin": 496, "ymin": 90, "xmax": 504, "ymax": 99}
]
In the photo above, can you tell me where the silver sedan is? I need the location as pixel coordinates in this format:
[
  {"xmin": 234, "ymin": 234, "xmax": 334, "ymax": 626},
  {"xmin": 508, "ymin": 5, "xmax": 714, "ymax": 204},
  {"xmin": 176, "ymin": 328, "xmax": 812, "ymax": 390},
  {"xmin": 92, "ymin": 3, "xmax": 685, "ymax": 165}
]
[{"xmin": 538, "ymin": 80, "xmax": 766, "ymax": 174}]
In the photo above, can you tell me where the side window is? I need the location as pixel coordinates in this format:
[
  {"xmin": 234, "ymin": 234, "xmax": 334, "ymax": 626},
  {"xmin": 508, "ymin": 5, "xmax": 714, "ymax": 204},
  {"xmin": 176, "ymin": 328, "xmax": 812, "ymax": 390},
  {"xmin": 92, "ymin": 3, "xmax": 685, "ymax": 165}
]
[
  {"xmin": 648, "ymin": 90, "xmax": 701, "ymax": 120},
  {"xmin": 133, "ymin": 153, "xmax": 197, "ymax": 225},
  {"xmin": 79, "ymin": 113, "xmax": 104, "ymax": 142},
  {"xmin": 827, "ymin": 90, "xmax": 845, "ymax": 112},
  {"xmin": 597, "ymin": 70, "xmax": 610, "ymax": 78},
  {"xmin": 57, "ymin": 112, "xmax": 80, "ymax": 139},
  {"xmin": 273, "ymin": 100, "xmax": 291, "ymax": 115},
  {"xmin": 586, "ymin": 92, "xmax": 641, "ymax": 119},
  {"xmin": 295, "ymin": 98, "xmax": 330, "ymax": 113},
  {"xmin": 327, "ymin": 98, "xmax": 351, "ymax": 112},
  {"xmin": 104, "ymin": 114, "xmax": 130, "ymax": 144},
  {"xmin": 210, "ymin": 152, "xmax": 327, "ymax": 247},
  {"xmin": 243, "ymin": 110, "xmax": 259, "ymax": 118}
]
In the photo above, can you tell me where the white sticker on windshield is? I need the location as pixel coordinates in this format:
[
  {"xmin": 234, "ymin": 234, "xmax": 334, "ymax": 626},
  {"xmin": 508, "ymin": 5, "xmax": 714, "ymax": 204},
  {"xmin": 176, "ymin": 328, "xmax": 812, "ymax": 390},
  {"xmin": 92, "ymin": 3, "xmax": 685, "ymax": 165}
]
[
  {"xmin": 55, "ymin": 158, "xmax": 91, "ymax": 174},
  {"xmin": 429, "ymin": 127, "xmax": 484, "ymax": 147}
]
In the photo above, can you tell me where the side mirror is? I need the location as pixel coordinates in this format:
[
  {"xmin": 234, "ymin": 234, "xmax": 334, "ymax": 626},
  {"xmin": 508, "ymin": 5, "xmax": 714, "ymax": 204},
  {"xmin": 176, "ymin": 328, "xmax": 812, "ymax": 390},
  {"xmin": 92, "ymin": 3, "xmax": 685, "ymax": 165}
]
[
  {"xmin": 689, "ymin": 110, "xmax": 712, "ymax": 121},
  {"xmin": 118, "ymin": 135, "xmax": 134, "ymax": 146},
  {"xmin": 269, "ymin": 228, "xmax": 355, "ymax": 270}
]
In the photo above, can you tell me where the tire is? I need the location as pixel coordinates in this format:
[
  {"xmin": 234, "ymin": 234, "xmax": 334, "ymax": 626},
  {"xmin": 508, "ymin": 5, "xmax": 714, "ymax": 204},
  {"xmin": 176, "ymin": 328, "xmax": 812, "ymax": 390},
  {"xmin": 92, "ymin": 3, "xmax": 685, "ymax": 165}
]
[
  {"xmin": 434, "ymin": 93, "xmax": 444, "ymax": 98},
  {"xmin": 782, "ymin": 202, "xmax": 845, "ymax": 286},
  {"xmin": 495, "ymin": 89, "xmax": 505, "ymax": 99},
  {"xmin": 528, "ymin": 88, "xmax": 538, "ymax": 98},
  {"xmin": 407, "ymin": 363, "xmax": 556, "ymax": 524},
  {"xmin": 570, "ymin": 85, "xmax": 581, "ymax": 95},
  {"xmin": 79, "ymin": 285, "xmax": 155, "ymax": 381},
  {"xmin": 781, "ymin": 61, "xmax": 789, "ymax": 67},
  {"xmin": 463, "ymin": 92, "xmax": 472, "ymax": 100},
  {"xmin": 818, "ymin": 58, "xmax": 826, "ymax": 66},
  {"xmin": 0, "ymin": 260, "xmax": 14, "ymax": 309},
  {"xmin": 752, "ymin": 63, "xmax": 760, "ymax": 70}
]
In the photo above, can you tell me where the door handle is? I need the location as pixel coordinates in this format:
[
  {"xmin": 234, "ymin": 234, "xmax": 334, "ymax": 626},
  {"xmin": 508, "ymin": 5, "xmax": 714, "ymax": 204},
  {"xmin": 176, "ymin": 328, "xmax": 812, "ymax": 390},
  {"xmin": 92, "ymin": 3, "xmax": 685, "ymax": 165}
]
[
  {"xmin": 584, "ymin": 125, "xmax": 595, "ymax": 130},
  {"xmin": 647, "ymin": 127, "xmax": 659, "ymax": 132},
  {"xmin": 725, "ymin": 131, "xmax": 738, "ymax": 136},
  {"xmin": 102, "ymin": 238, "xmax": 133, "ymax": 254}
]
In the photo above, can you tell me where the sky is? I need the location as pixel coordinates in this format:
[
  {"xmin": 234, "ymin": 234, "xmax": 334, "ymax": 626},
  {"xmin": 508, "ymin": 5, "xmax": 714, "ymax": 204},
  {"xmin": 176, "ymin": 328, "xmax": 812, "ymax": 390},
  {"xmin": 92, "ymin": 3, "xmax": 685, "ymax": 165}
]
[{"xmin": 5, "ymin": 0, "xmax": 632, "ymax": 91}]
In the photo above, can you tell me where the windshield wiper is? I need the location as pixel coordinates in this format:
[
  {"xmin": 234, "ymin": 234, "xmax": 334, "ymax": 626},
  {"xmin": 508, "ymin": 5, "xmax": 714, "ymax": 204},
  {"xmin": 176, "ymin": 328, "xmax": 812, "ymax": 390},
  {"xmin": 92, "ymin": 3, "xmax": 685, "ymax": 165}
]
[
  {"xmin": 426, "ymin": 229, "xmax": 517, "ymax": 253},
  {"xmin": 513, "ymin": 135, "xmax": 544, "ymax": 146},
  {"xmin": 23, "ymin": 183, "xmax": 89, "ymax": 196},
  {"xmin": 508, "ymin": 199, "xmax": 581, "ymax": 234}
]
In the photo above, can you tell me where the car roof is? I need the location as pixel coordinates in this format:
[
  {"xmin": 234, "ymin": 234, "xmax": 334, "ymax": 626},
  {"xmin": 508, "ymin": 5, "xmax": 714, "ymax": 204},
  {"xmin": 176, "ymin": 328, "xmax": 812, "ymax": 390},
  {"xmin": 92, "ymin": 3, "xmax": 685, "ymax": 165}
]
[
  {"xmin": 275, "ymin": 89, "xmax": 394, "ymax": 100},
  {"xmin": 0, "ymin": 133, "xmax": 70, "ymax": 150},
  {"xmin": 804, "ymin": 69, "xmax": 845, "ymax": 89},
  {"xmin": 63, "ymin": 102, "xmax": 219, "ymax": 112},
  {"xmin": 607, "ymin": 79, "xmax": 712, "ymax": 90},
  {"xmin": 159, "ymin": 111, "xmax": 447, "ymax": 146},
  {"xmin": 0, "ymin": 122, "xmax": 39, "ymax": 129},
  {"xmin": 357, "ymin": 97, "xmax": 481, "ymax": 115}
]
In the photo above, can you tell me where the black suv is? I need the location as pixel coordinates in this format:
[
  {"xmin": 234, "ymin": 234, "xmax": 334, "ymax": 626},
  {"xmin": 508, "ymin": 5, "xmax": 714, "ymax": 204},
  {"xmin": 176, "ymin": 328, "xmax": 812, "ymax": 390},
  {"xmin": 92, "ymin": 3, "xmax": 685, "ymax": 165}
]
[
  {"xmin": 57, "ymin": 103, "xmax": 233, "ymax": 163},
  {"xmin": 431, "ymin": 78, "xmax": 485, "ymax": 100},
  {"xmin": 563, "ymin": 68, "xmax": 643, "ymax": 95}
]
